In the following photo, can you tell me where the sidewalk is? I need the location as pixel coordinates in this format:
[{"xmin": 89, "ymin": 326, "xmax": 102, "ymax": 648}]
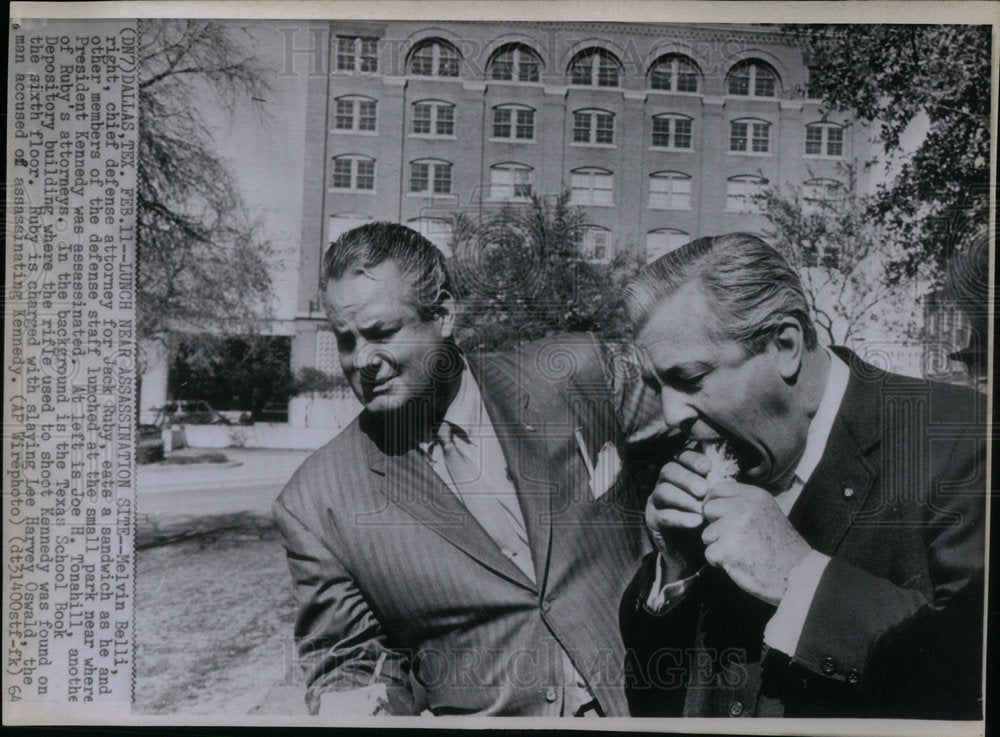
[{"xmin": 138, "ymin": 447, "xmax": 313, "ymax": 493}]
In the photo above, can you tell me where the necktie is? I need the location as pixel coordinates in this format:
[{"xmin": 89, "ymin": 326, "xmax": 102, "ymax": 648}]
[{"xmin": 436, "ymin": 421, "xmax": 534, "ymax": 581}]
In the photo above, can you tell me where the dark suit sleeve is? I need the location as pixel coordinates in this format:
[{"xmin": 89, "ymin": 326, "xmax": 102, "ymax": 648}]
[
  {"xmin": 620, "ymin": 552, "xmax": 703, "ymax": 716},
  {"xmin": 792, "ymin": 429, "xmax": 985, "ymax": 718},
  {"xmin": 272, "ymin": 497, "xmax": 420, "ymax": 715}
]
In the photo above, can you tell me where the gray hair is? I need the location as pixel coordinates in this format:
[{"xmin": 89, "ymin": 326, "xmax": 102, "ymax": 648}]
[
  {"xmin": 322, "ymin": 222, "xmax": 452, "ymax": 320},
  {"xmin": 625, "ymin": 233, "xmax": 818, "ymax": 353}
]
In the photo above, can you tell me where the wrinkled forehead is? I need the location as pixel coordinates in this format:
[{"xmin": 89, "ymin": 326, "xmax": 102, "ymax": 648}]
[
  {"xmin": 635, "ymin": 285, "xmax": 719, "ymax": 355},
  {"xmin": 324, "ymin": 262, "xmax": 417, "ymax": 320}
]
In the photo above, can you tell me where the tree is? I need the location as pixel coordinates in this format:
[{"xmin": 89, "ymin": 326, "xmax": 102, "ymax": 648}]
[
  {"xmin": 138, "ymin": 20, "xmax": 276, "ymax": 371},
  {"xmin": 447, "ymin": 192, "xmax": 642, "ymax": 352},
  {"xmin": 760, "ymin": 166, "xmax": 926, "ymax": 347},
  {"xmin": 790, "ymin": 25, "xmax": 991, "ymax": 279}
]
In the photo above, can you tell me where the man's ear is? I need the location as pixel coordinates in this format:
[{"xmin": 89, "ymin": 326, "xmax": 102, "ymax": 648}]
[
  {"xmin": 772, "ymin": 317, "xmax": 804, "ymax": 380},
  {"xmin": 435, "ymin": 291, "xmax": 456, "ymax": 339}
]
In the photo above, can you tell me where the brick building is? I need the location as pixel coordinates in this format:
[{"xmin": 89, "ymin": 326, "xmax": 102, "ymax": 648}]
[{"xmin": 290, "ymin": 20, "xmax": 872, "ymax": 374}]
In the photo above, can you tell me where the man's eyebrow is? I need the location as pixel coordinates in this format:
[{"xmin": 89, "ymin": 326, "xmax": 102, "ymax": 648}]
[{"xmin": 663, "ymin": 360, "xmax": 714, "ymax": 378}]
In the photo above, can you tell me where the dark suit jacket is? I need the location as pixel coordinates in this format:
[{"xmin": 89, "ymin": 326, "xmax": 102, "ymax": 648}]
[
  {"xmin": 621, "ymin": 349, "xmax": 986, "ymax": 719},
  {"xmin": 274, "ymin": 336, "xmax": 668, "ymax": 716}
]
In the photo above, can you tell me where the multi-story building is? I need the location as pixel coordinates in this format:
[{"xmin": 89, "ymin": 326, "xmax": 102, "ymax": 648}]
[{"xmin": 292, "ymin": 21, "xmax": 873, "ymax": 374}]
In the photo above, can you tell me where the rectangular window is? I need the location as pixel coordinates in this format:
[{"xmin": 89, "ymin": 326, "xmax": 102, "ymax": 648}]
[
  {"xmin": 676, "ymin": 68, "xmax": 698, "ymax": 92},
  {"xmin": 359, "ymin": 38, "xmax": 378, "ymax": 72},
  {"xmin": 649, "ymin": 177, "xmax": 692, "ymax": 210},
  {"xmin": 595, "ymin": 113, "xmax": 614, "ymax": 144},
  {"xmin": 493, "ymin": 108, "xmax": 512, "ymax": 138},
  {"xmin": 597, "ymin": 57, "xmax": 618, "ymax": 87},
  {"xmin": 435, "ymin": 105, "xmax": 454, "ymax": 135},
  {"xmin": 674, "ymin": 118, "xmax": 692, "ymax": 148},
  {"xmin": 572, "ymin": 112, "xmax": 590, "ymax": 142},
  {"xmin": 826, "ymin": 127, "xmax": 843, "ymax": 156},
  {"xmin": 570, "ymin": 171, "xmax": 614, "ymax": 206},
  {"xmin": 337, "ymin": 37, "xmax": 378, "ymax": 72},
  {"xmin": 413, "ymin": 104, "xmax": 432, "ymax": 134},
  {"xmin": 410, "ymin": 162, "xmax": 429, "ymax": 192},
  {"xmin": 336, "ymin": 37, "xmax": 356, "ymax": 71},
  {"xmin": 355, "ymin": 160, "xmax": 375, "ymax": 190},
  {"xmin": 358, "ymin": 100, "xmax": 377, "ymax": 131},
  {"xmin": 332, "ymin": 158, "xmax": 353, "ymax": 188},
  {"xmin": 432, "ymin": 164, "xmax": 452, "ymax": 194},
  {"xmin": 805, "ymin": 126, "xmax": 824, "ymax": 155},
  {"xmin": 730, "ymin": 122, "xmax": 748, "ymax": 151},
  {"xmin": 755, "ymin": 72, "xmax": 775, "ymax": 98},
  {"xmin": 519, "ymin": 57, "xmax": 540, "ymax": 82},
  {"xmin": 652, "ymin": 117, "xmax": 672, "ymax": 147},
  {"xmin": 728, "ymin": 69, "xmax": 750, "ymax": 95},
  {"xmin": 334, "ymin": 99, "xmax": 354, "ymax": 129},
  {"xmin": 571, "ymin": 60, "xmax": 592, "ymax": 85},
  {"xmin": 751, "ymin": 123, "xmax": 770, "ymax": 152},
  {"xmin": 490, "ymin": 167, "xmax": 532, "ymax": 200},
  {"xmin": 411, "ymin": 47, "xmax": 434, "ymax": 75},
  {"xmin": 515, "ymin": 109, "xmax": 534, "ymax": 139}
]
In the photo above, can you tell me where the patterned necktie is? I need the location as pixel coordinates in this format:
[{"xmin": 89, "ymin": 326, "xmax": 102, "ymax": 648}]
[{"xmin": 436, "ymin": 421, "xmax": 534, "ymax": 581}]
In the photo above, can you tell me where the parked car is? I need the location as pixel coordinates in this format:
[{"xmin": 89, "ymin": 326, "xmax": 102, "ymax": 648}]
[
  {"xmin": 137, "ymin": 423, "xmax": 165, "ymax": 464},
  {"xmin": 152, "ymin": 400, "xmax": 232, "ymax": 427}
]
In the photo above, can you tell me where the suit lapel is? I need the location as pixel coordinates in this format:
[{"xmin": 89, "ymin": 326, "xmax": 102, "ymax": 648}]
[
  {"xmin": 472, "ymin": 353, "xmax": 556, "ymax": 591},
  {"xmin": 361, "ymin": 410, "xmax": 536, "ymax": 591},
  {"xmin": 789, "ymin": 359, "xmax": 881, "ymax": 555}
]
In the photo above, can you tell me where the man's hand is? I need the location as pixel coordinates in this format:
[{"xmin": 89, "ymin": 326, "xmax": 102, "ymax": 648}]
[
  {"xmin": 646, "ymin": 449, "xmax": 713, "ymax": 581},
  {"xmin": 701, "ymin": 482, "xmax": 812, "ymax": 606}
]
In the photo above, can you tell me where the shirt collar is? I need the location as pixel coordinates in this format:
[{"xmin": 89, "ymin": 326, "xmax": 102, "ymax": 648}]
[
  {"xmin": 418, "ymin": 361, "xmax": 480, "ymax": 453},
  {"xmin": 792, "ymin": 347, "xmax": 850, "ymax": 486}
]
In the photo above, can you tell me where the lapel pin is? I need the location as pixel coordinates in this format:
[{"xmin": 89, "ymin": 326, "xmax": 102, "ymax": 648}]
[
  {"xmin": 524, "ymin": 423, "xmax": 535, "ymax": 432},
  {"xmin": 843, "ymin": 487, "xmax": 855, "ymax": 498}
]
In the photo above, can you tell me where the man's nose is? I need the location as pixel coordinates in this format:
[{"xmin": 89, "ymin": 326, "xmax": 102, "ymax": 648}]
[{"xmin": 660, "ymin": 386, "xmax": 697, "ymax": 431}]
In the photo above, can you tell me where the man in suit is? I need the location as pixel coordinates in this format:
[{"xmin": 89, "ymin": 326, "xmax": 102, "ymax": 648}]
[
  {"xmin": 620, "ymin": 233, "xmax": 985, "ymax": 719},
  {"xmin": 273, "ymin": 223, "xmax": 666, "ymax": 716}
]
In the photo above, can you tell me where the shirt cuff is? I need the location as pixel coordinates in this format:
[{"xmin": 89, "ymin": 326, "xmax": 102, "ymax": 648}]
[
  {"xmin": 644, "ymin": 552, "xmax": 703, "ymax": 614},
  {"xmin": 763, "ymin": 550, "xmax": 831, "ymax": 656}
]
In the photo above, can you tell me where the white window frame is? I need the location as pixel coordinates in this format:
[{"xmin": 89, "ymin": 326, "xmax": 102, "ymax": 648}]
[
  {"xmin": 649, "ymin": 55, "xmax": 699, "ymax": 93},
  {"xmin": 645, "ymin": 229, "xmax": 690, "ymax": 262},
  {"xmin": 492, "ymin": 105, "xmax": 535, "ymax": 141},
  {"xmin": 651, "ymin": 114, "xmax": 693, "ymax": 150},
  {"xmin": 804, "ymin": 123, "xmax": 845, "ymax": 158},
  {"xmin": 725, "ymin": 175, "xmax": 767, "ymax": 213},
  {"xmin": 408, "ymin": 217, "xmax": 454, "ymax": 256},
  {"xmin": 582, "ymin": 227, "xmax": 613, "ymax": 263},
  {"xmin": 802, "ymin": 178, "xmax": 844, "ymax": 214},
  {"xmin": 408, "ymin": 159, "xmax": 453, "ymax": 195},
  {"xmin": 409, "ymin": 40, "xmax": 460, "ymax": 77},
  {"xmin": 411, "ymin": 100, "xmax": 455, "ymax": 138},
  {"xmin": 330, "ymin": 155, "xmax": 376, "ymax": 192},
  {"xmin": 570, "ymin": 168, "xmax": 614, "ymax": 207},
  {"xmin": 572, "ymin": 109, "xmax": 615, "ymax": 146},
  {"xmin": 648, "ymin": 172, "xmax": 692, "ymax": 210},
  {"xmin": 568, "ymin": 49, "xmax": 621, "ymax": 87},
  {"xmin": 729, "ymin": 118, "xmax": 771, "ymax": 155},
  {"xmin": 333, "ymin": 95, "xmax": 377, "ymax": 133},
  {"xmin": 489, "ymin": 44, "xmax": 542, "ymax": 82},
  {"xmin": 726, "ymin": 60, "xmax": 779, "ymax": 98},
  {"xmin": 488, "ymin": 163, "xmax": 534, "ymax": 202},
  {"xmin": 336, "ymin": 36, "xmax": 379, "ymax": 73}
]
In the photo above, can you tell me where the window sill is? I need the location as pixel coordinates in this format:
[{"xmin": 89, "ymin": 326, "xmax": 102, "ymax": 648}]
[
  {"xmin": 803, "ymin": 154, "xmax": 844, "ymax": 160},
  {"xmin": 648, "ymin": 146, "xmax": 695, "ymax": 153},
  {"xmin": 488, "ymin": 138, "xmax": 538, "ymax": 144},
  {"xmin": 570, "ymin": 201, "xmax": 615, "ymax": 208},
  {"xmin": 568, "ymin": 142, "xmax": 617, "ymax": 149},
  {"xmin": 328, "ymin": 188, "xmax": 377, "ymax": 195},
  {"xmin": 330, "ymin": 129, "xmax": 379, "ymax": 136},
  {"xmin": 726, "ymin": 150, "xmax": 772, "ymax": 157},
  {"xmin": 647, "ymin": 205, "xmax": 694, "ymax": 211},
  {"xmin": 409, "ymin": 134, "xmax": 458, "ymax": 141}
]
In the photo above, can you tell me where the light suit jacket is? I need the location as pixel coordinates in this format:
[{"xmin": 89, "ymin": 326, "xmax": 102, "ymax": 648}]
[{"xmin": 274, "ymin": 335, "xmax": 668, "ymax": 715}]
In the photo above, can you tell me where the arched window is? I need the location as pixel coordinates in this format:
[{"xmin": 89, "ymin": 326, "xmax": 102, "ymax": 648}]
[
  {"xmin": 489, "ymin": 43, "xmax": 542, "ymax": 82},
  {"xmin": 411, "ymin": 100, "xmax": 455, "ymax": 137},
  {"xmin": 730, "ymin": 118, "xmax": 771, "ymax": 153},
  {"xmin": 582, "ymin": 226, "xmax": 613, "ymax": 263},
  {"xmin": 802, "ymin": 178, "xmax": 844, "ymax": 213},
  {"xmin": 649, "ymin": 54, "xmax": 700, "ymax": 92},
  {"xmin": 725, "ymin": 175, "xmax": 767, "ymax": 213},
  {"xmin": 492, "ymin": 104, "xmax": 535, "ymax": 140},
  {"xmin": 648, "ymin": 172, "xmax": 692, "ymax": 210},
  {"xmin": 568, "ymin": 48, "xmax": 621, "ymax": 87},
  {"xmin": 570, "ymin": 168, "xmax": 614, "ymax": 206},
  {"xmin": 651, "ymin": 114, "xmax": 693, "ymax": 149},
  {"xmin": 333, "ymin": 95, "xmax": 377, "ymax": 132},
  {"xmin": 331, "ymin": 155, "xmax": 375, "ymax": 191},
  {"xmin": 726, "ymin": 60, "xmax": 780, "ymax": 97},
  {"xmin": 805, "ymin": 123, "xmax": 845, "ymax": 157},
  {"xmin": 335, "ymin": 36, "xmax": 378, "ymax": 73},
  {"xmin": 409, "ymin": 158, "xmax": 452, "ymax": 195},
  {"xmin": 409, "ymin": 39, "xmax": 460, "ymax": 77},
  {"xmin": 646, "ymin": 229, "xmax": 690, "ymax": 262},
  {"xmin": 408, "ymin": 217, "xmax": 454, "ymax": 256},
  {"xmin": 573, "ymin": 109, "xmax": 615, "ymax": 145},
  {"xmin": 489, "ymin": 163, "xmax": 534, "ymax": 201}
]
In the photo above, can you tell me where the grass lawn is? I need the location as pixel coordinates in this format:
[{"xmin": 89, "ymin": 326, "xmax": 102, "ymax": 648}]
[{"xmin": 134, "ymin": 513, "xmax": 305, "ymax": 714}]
